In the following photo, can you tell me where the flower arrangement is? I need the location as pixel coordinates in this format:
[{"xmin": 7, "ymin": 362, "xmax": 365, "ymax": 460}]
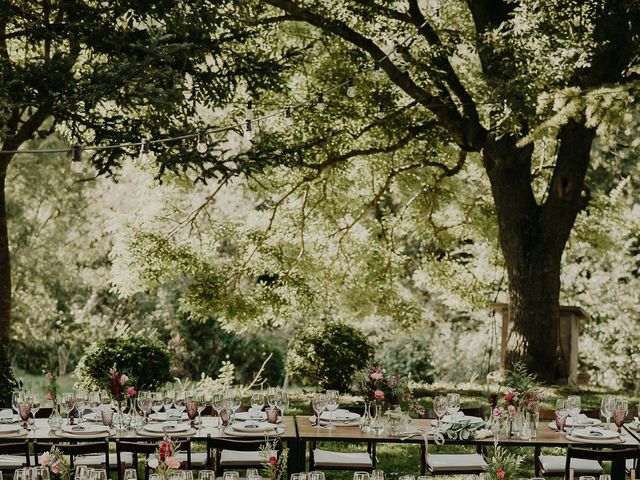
[
  {"xmin": 108, "ymin": 365, "xmax": 137, "ymax": 403},
  {"xmin": 148, "ymin": 435, "xmax": 181, "ymax": 478},
  {"xmin": 354, "ymin": 364, "xmax": 412, "ymax": 406},
  {"xmin": 41, "ymin": 446, "xmax": 71, "ymax": 480},
  {"xmin": 485, "ymin": 438, "xmax": 523, "ymax": 479},
  {"xmin": 260, "ymin": 437, "xmax": 288, "ymax": 480},
  {"xmin": 44, "ymin": 370, "xmax": 58, "ymax": 404},
  {"xmin": 489, "ymin": 362, "xmax": 546, "ymax": 416}
]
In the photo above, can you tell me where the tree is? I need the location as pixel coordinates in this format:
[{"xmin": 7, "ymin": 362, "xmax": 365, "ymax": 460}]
[
  {"xmin": 0, "ymin": 1, "xmax": 299, "ymax": 358},
  {"xmin": 227, "ymin": 0, "xmax": 639, "ymax": 380}
]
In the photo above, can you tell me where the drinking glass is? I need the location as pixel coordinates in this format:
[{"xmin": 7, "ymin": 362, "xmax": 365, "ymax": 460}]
[
  {"xmin": 228, "ymin": 389, "xmax": 241, "ymax": 423},
  {"xmin": 325, "ymin": 390, "xmax": 339, "ymax": 431},
  {"xmin": 174, "ymin": 390, "xmax": 187, "ymax": 415},
  {"xmin": 198, "ymin": 472, "xmax": 214, "ymax": 480},
  {"xmin": 186, "ymin": 399, "xmax": 199, "ymax": 426},
  {"xmin": 195, "ymin": 392, "xmax": 206, "ymax": 422},
  {"xmin": 99, "ymin": 391, "xmax": 111, "ymax": 411},
  {"xmin": 353, "ymin": 473, "xmax": 370, "ymax": 480},
  {"xmin": 212, "ymin": 393, "xmax": 224, "ymax": 426},
  {"xmin": 88, "ymin": 391, "xmax": 100, "ymax": 417},
  {"xmin": 433, "ymin": 396, "xmax": 447, "ymax": 430},
  {"xmin": 578, "ymin": 477, "xmax": 596, "ymax": 480},
  {"xmin": 123, "ymin": 469, "xmax": 137, "ymax": 480},
  {"xmin": 13, "ymin": 469, "xmax": 24, "ymax": 480},
  {"xmin": 222, "ymin": 472, "xmax": 239, "ymax": 480},
  {"xmin": 36, "ymin": 467, "xmax": 49, "ymax": 480},
  {"xmin": 566, "ymin": 395, "xmax": 581, "ymax": 435},
  {"xmin": 266, "ymin": 387, "xmax": 277, "ymax": 409},
  {"xmin": 76, "ymin": 389, "xmax": 88, "ymax": 423},
  {"xmin": 371, "ymin": 470, "xmax": 384, "ymax": 480},
  {"xmin": 18, "ymin": 399, "xmax": 31, "ymax": 429},
  {"xmin": 275, "ymin": 391, "xmax": 289, "ymax": 417},
  {"xmin": 613, "ymin": 398, "xmax": 628, "ymax": 433},
  {"xmin": 163, "ymin": 390, "xmax": 175, "ymax": 416},
  {"xmin": 149, "ymin": 475, "xmax": 160, "ymax": 480},
  {"xmin": 169, "ymin": 473, "xmax": 185, "ymax": 480},
  {"xmin": 312, "ymin": 393, "xmax": 326, "ymax": 429},
  {"xmin": 150, "ymin": 392, "xmax": 163, "ymax": 421},
  {"xmin": 599, "ymin": 475, "xmax": 611, "ymax": 480},
  {"xmin": 555, "ymin": 399, "xmax": 568, "ymax": 433},
  {"xmin": 246, "ymin": 470, "xmax": 259, "ymax": 479},
  {"xmin": 101, "ymin": 407, "xmax": 113, "ymax": 427},
  {"xmin": 137, "ymin": 391, "xmax": 152, "ymax": 424},
  {"xmin": 184, "ymin": 472, "xmax": 194, "ymax": 480},
  {"xmin": 90, "ymin": 469, "xmax": 107, "ymax": 480},
  {"xmin": 309, "ymin": 473, "xmax": 325, "ymax": 480},
  {"xmin": 446, "ymin": 393, "xmax": 461, "ymax": 417},
  {"xmin": 75, "ymin": 466, "xmax": 88, "ymax": 480},
  {"xmin": 30, "ymin": 393, "xmax": 40, "ymax": 425},
  {"xmin": 600, "ymin": 395, "xmax": 615, "ymax": 427},
  {"xmin": 12, "ymin": 391, "xmax": 23, "ymax": 415},
  {"xmin": 251, "ymin": 393, "xmax": 264, "ymax": 411}
]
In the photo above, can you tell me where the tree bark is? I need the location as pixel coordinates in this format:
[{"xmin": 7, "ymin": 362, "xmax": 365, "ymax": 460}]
[{"xmin": 0, "ymin": 156, "xmax": 11, "ymax": 352}]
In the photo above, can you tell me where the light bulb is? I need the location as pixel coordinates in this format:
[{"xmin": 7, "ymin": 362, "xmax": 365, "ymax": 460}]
[
  {"xmin": 244, "ymin": 119, "xmax": 254, "ymax": 141},
  {"xmin": 70, "ymin": 144, "xmax": 83, "ymax": 173},
  {"xmin": 246, "ymin": 100, "xmax": 254, "ymax": 120},
  {"xmin": 346, "ymin": 78, "xmax": 356, "ymax": 98},
  {"xmin": 375, "ymin": 104, "xmax": 385, "ymax": 119},
  {"xmin": 139, "ymin": 137, "xmax": 150, "ymax": 163},
  {"xmin": 372, "ymin": 65, "xmax": 383, "ymax": 81},
  {"xmin": 196, "ymin": 132, "xmax": 208, "ymax": 154},
  {"xmin": 316, "ymin": 92, "xmax": 325, "ymax": 111},
  {"xmin": 284, "ymin": 106, "xmax": 294, "ymax": 126}
]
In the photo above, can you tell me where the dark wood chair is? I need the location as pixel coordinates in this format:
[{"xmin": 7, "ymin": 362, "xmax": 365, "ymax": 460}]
[
  {"xmin": 307, "ymin": 402, "xmax": 375, "ymax": 473},
  {"xmin": 565, "ymin": 446, "xmax": 640, "ymax": 480},
  {"xmin": 420, "ymin": 406, "xmax": 487, "ymax": 476},
  {"xmin": 206, "ymin": 435, "xmax": 281, "ymax": 476},
  {"xmin": 33, "ymin": 440, "xmax": 110, "ymax": 471},
  {"xmin": 0, "ymin": 441, "xmax": 30, "ymax": 471},
  {"xmin": 115, "ymin": 440, "xmax": 158, "ymax": 480}
]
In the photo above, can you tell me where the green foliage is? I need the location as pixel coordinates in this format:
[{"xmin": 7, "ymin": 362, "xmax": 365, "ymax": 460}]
[
  {"xmin": 0, "ymin": 343, "xmax": 17, "ymax": 406},
  {"xmin": 75, "ymin": 335, "xmax": 171, "ymax": 390},
  {"xmin": 376, "ymin": 332, "xmax": 434, "ymax": 384},
  {"xmin": 504, "ymin": 362, "xmax": 539, "ymax": 391},
  {"xmin": 286, "ymin": 319, "xmax": 373, "ymax": 391}
]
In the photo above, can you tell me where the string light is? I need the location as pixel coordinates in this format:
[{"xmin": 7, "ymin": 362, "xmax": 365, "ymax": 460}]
[
  {"xmin": 246, "ymin": 100, "xmax": 254, "ymax": 120},
  {"xmin": 196, "ymin": 132, "xmax": 208, "ymax": 154},
  {"xmin": 316, "ymin": 92, "xmax": 325, "ymax": 112},
  {"xmin": 372, "ymin": 64, "xmax": 383, "ymax": 81},
  {"xmin": 70, "ymin": 144, "xmax": 83, "ymax": 173},
  {"xmin": 284, "ymin": 105, "xmax": 294, "ymax": 126},
  {"xmin": 139, "ymin": 137, "xmax": 150, "ymax": 162},
  {"xmin": 346, "ymin": 78, "xmax": 356, "ymax": 98},
  {"xmin": 244, "ymin": 119, "xmax": 254, "ymax": 141},
  {"xmin": 375, "ymin": 104, "xmax": 385, "ymax": 119}
]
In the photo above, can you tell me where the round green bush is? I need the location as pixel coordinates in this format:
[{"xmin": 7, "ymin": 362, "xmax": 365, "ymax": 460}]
[
  {"xmin": 286, "ymin": 319, "xmax": 373, "ymax": 391},
  {"xmin": 376, "ymin": 331, "xmax": 434, "ymax": 383},
  {"xmin": 75, "ymin": 335, "xmax": 171, "ymax": 390}
]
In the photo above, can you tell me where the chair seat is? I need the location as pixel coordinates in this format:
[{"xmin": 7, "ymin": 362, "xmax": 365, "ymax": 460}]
[
  {"xmin": 178, "ymin": 452, "xmax": 208, "ymax": 467},
  {"xmin": 426, "ymin": 453, "xmax": 487, "ymax": 472},
  {"xmin": 77, "ymin": 453, "xmax": 134, "ymax": 468},
  {"xmin": 0, "ymin": 455, "xmax": 29, "ymax": 469},
  {"xmin": 539, "ymin": 455, "xmax": 603, "ymax": 474},
  {"xmin": 220, "ymin": 450, "xmax": 276, "ymax": 466},
  {"xmin": 313, "ymin": 449, "xmax": 373, "ymax": 468}
]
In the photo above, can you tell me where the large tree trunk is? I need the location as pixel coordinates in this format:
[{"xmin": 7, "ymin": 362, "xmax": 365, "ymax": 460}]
[
  {"xmin": 0, "ymin": 158, "xmax": 10, "ymax": 351},
  {"xmin": 482, "ymin": 121, "xmax": 594, "ymax": 382}
]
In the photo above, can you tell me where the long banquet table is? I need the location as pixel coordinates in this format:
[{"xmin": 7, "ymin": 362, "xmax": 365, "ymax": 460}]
[{"xmin": 15, "ymin": 416, "xmax": 640, "ymax": 474}]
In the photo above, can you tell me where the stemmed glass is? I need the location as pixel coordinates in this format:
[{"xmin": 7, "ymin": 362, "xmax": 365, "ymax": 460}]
[
  {"xmin": 76, "ymin": 390, "xmax": 88, "ymax": 423},
  {"xmin": 195, "ymin": 392, "xmax": 206, "ymax": 423},
  {"xmin": 613, "ymin": 399, "xmax": 628, "ymax": 434},
  {"xmin": 228, "ymin": 389, "xmax": 241, "ymax": 424},
  {"xmin": 199, "ymin": 472, "xmax": 215, "ymax": 480},
  {"xmin": 123, "ymin": 469, "xmax": 137, "ymax": 480},
  {"xmin": 88, "ymin": 391, "xmax": 100, "ymax": 418},
  {"xmin": 312, "ymin": 393, "xmax": 326, "ymax": 429},
  {"xmin": 266, "ymin": 387, "xmax": 277, "ymax": 409},
  {"xmin": 555, "ymin": 399, "xmax": 568, "ymax": 433},
  {"xmin": 150, "ymin": 392, "xmax": 163, "ymax": 421},
  {"xmin": 600, "ymin": 395, "xmax": 615, "ymax": 427},
  {"xmin": 433, "ymin": 396, "xmax": 447, "ymax": 431},
  {"xmin": 566, "ymin": 395, "xmax": 581, "ymax": 435},
  {"xmin": 137, "ymin": 391, "xmax": 152, "ymax": 424},
  {"xmin": 251, "ymin": 393, "xmax": 264, "ymax": 414},
  {"xmin": 325, "ymin": 390, "xmax": 339, "ymax": 431},
  {"xmin": 62, "ymin": 393, "xmax": 76, "ymax": 425},
  {"xmin": 12, "ymin": 391, "xmax": 22, "ymax": 416},
  {"xmin": 29, "ymin": 393, "xmax": 40, "ymax": 427},
  {"xmin": 446, "ymin": 393, "xmax": 460, "ymax": 419},
  {"xmin": 212, "ymin": 393, "xmax": 224, "ymax": 427},
  {"xmin": 174, "ymin": 390, "xmax": 187, "ymax": 418},
  {"xmin": 17, "ymin": 398, "xmax": 31, "ymax": 430},
  {"xmin": 186, "ymin": 398, "xmax": 199, "ymax": 427},
  {"xmin": 275, "ymin": 391, "xmax": 289, "ymax": 419},
  {"xmin": 163, "ymin": 390, "xmax": 175, "ymax": 419}
]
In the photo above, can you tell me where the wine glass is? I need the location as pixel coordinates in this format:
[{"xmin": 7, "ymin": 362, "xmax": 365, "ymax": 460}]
[
  {"xmin": 246, "ymin": 470, "xmax": 259, "ymax": 480},
  {"xmin": 199, "ymin": 472, "xmax": 215, "ymax": 480},
  {"xmin": 12, "ymin": 391, "xmax": 22, "ymax": 415},
  {"xmin": 75, "ymin": 389, "xmax": 88, "ymax": 423},
  {"xmin": 88, "ymin": 391, "xmax": 100, "ymax": 418},
  {"xmin": 250, "ymin": 393, "xmax": 264, "ymax": 412},
  {"xmin": 446, "ymin": 393, "xmax": 460, "ymax": 418},
  {"xmin": 75, "ymin": 466, "xmax": 88, "ymax": 480},
  {"xmin": 163, "ymin": 390, "xmax": 175, "ymax": 417},
  {"xmin": 36, "ymin": 467, "xmax": 50, "ymax": 480},
  {"xmin": 266, "ymin": 388, "xmax": 277, "ymax": 409},
  {"xmin": 600, "ymin": 395, "xmax": 615, "ymax": 427},
  {"xmin": 174, "ymin": 390, "xmax": 187, "ymax": 417},
  {"xmin": 17, "ymin": 398, "xmax": 31, "ymax": 430},
  {"xmin": 433, "ymin": 396, "xmax": 447, "ymax": 430},
  {"xmin": 62, "ymin": 393, "xmax": 76, "ymax": 425},
  {"xmin": 555, "ymin": 399, "xmax": 568, "ymax": 433},
  {"xmin": 275, "ymin": 391, "xmax": 289, "ymax": 418},
  {"xmin": 309, "ymin": 473, "xmax": 325, "ymax": 480},
  {"xmin": 312, "ymin": 393, "xmax": 326, "ymax": 429},
  {"xmin": 195, "ymin": 392, "xmax": 206, "ymax": 423},
  {"xmin": 325, "ymin": 390, "xmax": 339, "ymax": 431},
  {"xmin": 371, "ymin": 470, "xmax": 384, "ymax": 480},
  {"xmin": 228, "ymin": 389, "xmax": 241, "ymax": 423},
  {"xmin": 212, "ymin": 393, "xmax": 224, "ymax": 427},
  {"xmin": 186, "ymin": 398, "xmax": 199, "ymax": 427},
  {"xmin": 613, "ymin": 398, "xmax": 628, "ymax": 433},
  {"xmin": 566, "ymin": 395, "xmax": 581, "ymax": 435},
  {"xmin": 29, "ymin": 393, "xmax": 40, "ymax": 426},
  {"xmin": 90, "ymin": 469, "xmax": 107, "ymax": 480},
  {"xmin": 123, "ymin": 469, "xmax": 137, "ymax": 480},
  {"xmin": 222, "ymin": 472, "xmax": 239, "ymax": 480},
  {"xmin": 353, "ymin": 473, "xmax": 370, "ymax": 480},
  {"xmin": 137, "ymin": 391, "xmax": 152, "ymax": 424}
]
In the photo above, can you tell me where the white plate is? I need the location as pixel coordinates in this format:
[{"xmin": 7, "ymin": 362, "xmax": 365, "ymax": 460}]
[
  {"xmin": 137, "ymin": 428, "xmax": 196, "ymax": 438},
  {"xmin": 54, "ymin": 429, "xmax": 113, "ymax": 439},
  {"xmin": 431, "ymin": 415, "xmax": 485, "ymax": 427},
  {"xmin": 149, "ymin": 412, "xmax": 189, "ymax": 421},
  {"xmin": 0, "ymin": 428, "xmax": 27, "ymax": 438},
  {"xmin": 308, "ymin": 416, "xmax": 361, "ymax": 427},
  {"xmin": 62, "ymin": 424, "xmax": 110, "ymax": 435},
  {"xmin": 573, "ymin": 428, "xmax": 619, "ymax": 440},
  {"xmin": 0, "ymin": 424, "xmax": 21, "ymax": 434},
  {"xmin": 234, "ymin": 411, "xmax": 267, "ymax": 421},
  {"xmin": 143, "ymin": 422, "xmax": 190, "ymax": 434},
  {"xmin": 224, "ymin": 427, "xmax": 283, "ymax": 437},
  {"xmin": 319, "ymin": 410, "xmax": 360, "ymax": 421},
  {"xmin": 566, "ymin": 416, "xmax": 601, "ymax": 427},
  {"xmin": 232, "ymin": 422, "xmax": 277, "ymax": 433},
  {"xmin": 566, "ymin": 434, "xmax": 624, "ymax": 444}
]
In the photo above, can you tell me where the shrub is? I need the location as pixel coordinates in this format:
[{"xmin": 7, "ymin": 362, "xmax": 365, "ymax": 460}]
[
  {"xmin": 0, "ymin": 343, "xmax": 17, "ymax": 406},
  {"xmin": 376, "ymin": 332, "xmax": 435, "ymax": 383},
  {"xmin": 286, "ymin": 319, "xmax": 373, "ymax": 391},
  {"xmin": 75, "ymin": 334, "xmax": 171, "ymax": 390}
]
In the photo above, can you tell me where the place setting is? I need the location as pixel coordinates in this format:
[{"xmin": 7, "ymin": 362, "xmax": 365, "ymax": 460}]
[
  {"xmin": 0, "ymin": 422, "xmax": 29, "ymax": 438},
  {"xmin": 224, "ymin": 420, "xmax": 284, "ymax": 437},
  {"xmin": 136, "ymin": 420, "xmax": 197, "ymax": 438},
  {"xmin": 52, "ymin": 423, "xmax": 115, "ymax": 439}
]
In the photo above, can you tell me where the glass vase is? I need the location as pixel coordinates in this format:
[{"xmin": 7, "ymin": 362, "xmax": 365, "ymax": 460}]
[
  {"xmin": 359, "ymin": 401, "xmax": 372, "ymax": 433},
  {"xmin": 369, "ymin": 402, "xmax": 384, "ymax": 435},
  {"xmin": 47, "ymin": 402, "xmax": 63, "ymax": 430}
]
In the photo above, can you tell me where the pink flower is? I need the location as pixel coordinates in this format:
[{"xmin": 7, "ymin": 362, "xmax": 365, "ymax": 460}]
[
  {"xmin": 45, "ymin": 372, "xmax": 54, "ymax": 380},
  {"xmin": 370, "ymin": 372, "xmax": 383, "ymax": 381},
  {"xmin": 147, "ymin": 458, "xmax": 159, "ymax": 469},
  {"xmin": 508, "ymin": 405, "xmax": 516, "ymax": 416},
  {"xmin": 51, "ymin": 464, "xmax": 61, "ymax": 474},
  {"xmin": 120, "ymin": 374, "xmax": 129, "ymax": 385},
  {"xmin": 47, "ymin": 392, "xmax": 53, "ymax": 401},
  {"xmin": 268, "ymin": 455, "xmax": 277, "ymax": 465},
  {"xmin": 492, "ymin": 407, "xmax": 504, "ymax": 417},
  {"xmin": 504, "ymin": 391, "xmax": 516, "ymax": 404},
  {"xmin": 166, "ymin": 456, "xmax": 181, "ymax": 469},
  {"xmin": 125, "ymin": 386, "xmax": 137, "ymax": 398},
  {"xmin": 497, "ymin": 468, "xmax": 505, "ymax": 479},
  {"xmin": 374, "ymin": 390, "xmax": 385, "ymax": 401},
  {"xmin": 41, "ymin": 452, "xmax": 50, "ymax": 466}
]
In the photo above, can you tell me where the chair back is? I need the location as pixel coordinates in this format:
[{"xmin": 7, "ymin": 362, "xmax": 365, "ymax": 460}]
[
  {"xmin": 34, "ymin": 440, "xmax": 110, "ymax": 471},
  {"xmin": 566, "ymin": 446, "xmax": 640, "ymax": 480},
  {"xmin": 115, "ymin": 440, "xmax": 158, "ymax": 480},
  {"xmin": 206, "ymin": 434, "xmax": 279, "ymax": 474},
  {"xmin": 0, "ymin": 441, "xmax": 30, "ymax": 467}
]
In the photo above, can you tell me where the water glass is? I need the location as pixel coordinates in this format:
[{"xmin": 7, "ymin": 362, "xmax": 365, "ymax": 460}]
[
  {"xmin": 198, "ymin": 472, "xmax": 214, "ymax": 480},
  {"xmin": 266, "ymin": 407, "xmax": 279, "ymax": 424},
  {"xmin": 613, "ymin": 398, "xmax": 628, "ymax": 433},
  {"xmin": 312, "ymin": 393, "xmax": 326, "ymax": 428},
  {"xmin": 250, "ymin": 393, "xmax": 264, "ymax": 411},
  {"xmin": 446, "ymin": 393, "xmax": 460, "ymax": 416},
  {"xmin": 90, "ymin": 470, "xmax": 107, "ymax": 480},
  {"xmin": 222, "ymin": 472, "xmax": 239, "ymax": 480},
  {"xmin": 325, "ymin": 390, "xmax": 340, "ymax": 430},
  {"xmin": 74, "ymin": 466, "xmax": 88, "ymax": 480},
  {"xmin": 309, "ymin": 473, "xmax": 325, "ymax": 480},
  {"xmin": 36, "ymin": 467, "xmax": 49, "ymax": 480},
  {"xmin": 371, "ymin": 470, "xmax": 384, "ymax": 480},
  {"xmin": 599, "ymin": 475, "xmax": 611, "ymax": 480},
  {"xmin": 101, "ymin": 408, "xmax": 113, "ymax": 427},
  {"xmin": 246, "ymin": 470, "xmax": 260, "ymax": 479},
  {"xmin": 433, "ymin": 396, "xmax": 447, "ymax": 430},
  {"xmin": 353, "ymin": 473, "xmax": 370, "ymax": 480},
  {"xmin": 566, "ymin": 395, "xmax": 581, "ymax": 434}
]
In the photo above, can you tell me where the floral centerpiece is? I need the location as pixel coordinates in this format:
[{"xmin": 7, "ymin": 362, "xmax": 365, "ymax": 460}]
[
  {"xmin": 486, "ymin": 437, "xmax": 523, "ymax": 479},
  {"xmin": 355, "ymin": 364, "xmax": 412, "ymax": 407},
  {"xmin": 260, "ymin": 437, "xmax": 288, "ymax": 480},
  {"xmin": 41, "ymin": 446, "xmax": 71, "ymax": 480},
  {"xmin": 108, "ymin": 365, "xmax": 137, "ymax": 403},
  {"xmin": 44, "ymin": 370, "xmax": 58, "ymax": 404},
  {"xmin": 148, "ymin": 435, "xmax": 181, "ymax": 478}
]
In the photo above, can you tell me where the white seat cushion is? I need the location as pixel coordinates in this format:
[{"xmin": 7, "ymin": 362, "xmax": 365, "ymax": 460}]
[
  {"xmin": 0, "ymin": 455, "xmax": 29, "ymax": 469},
  {"xmin": 539, "ymin": 455, "xmax": 603, "ymax": 474},
  {"xmin": 76, "ymin": 453, "xmax": 134, "ymax": 468},
  {"xmin": 627, "ymin": 458, "xmax": 639, "ymax": 471},
  {"xmin": 220, "ymin": 450, "xmax": 276, "ymax": 466},
  {"xmin": 178, "ymin": 452, "xmax": 208, "ymax": 467},
  {"xmin": 426, "ymin": 453, "xmax": 487, "ymax": 472},
  {"xmin": 313, "ymin": 449, "xmax": 373, "ymax": 468}
]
